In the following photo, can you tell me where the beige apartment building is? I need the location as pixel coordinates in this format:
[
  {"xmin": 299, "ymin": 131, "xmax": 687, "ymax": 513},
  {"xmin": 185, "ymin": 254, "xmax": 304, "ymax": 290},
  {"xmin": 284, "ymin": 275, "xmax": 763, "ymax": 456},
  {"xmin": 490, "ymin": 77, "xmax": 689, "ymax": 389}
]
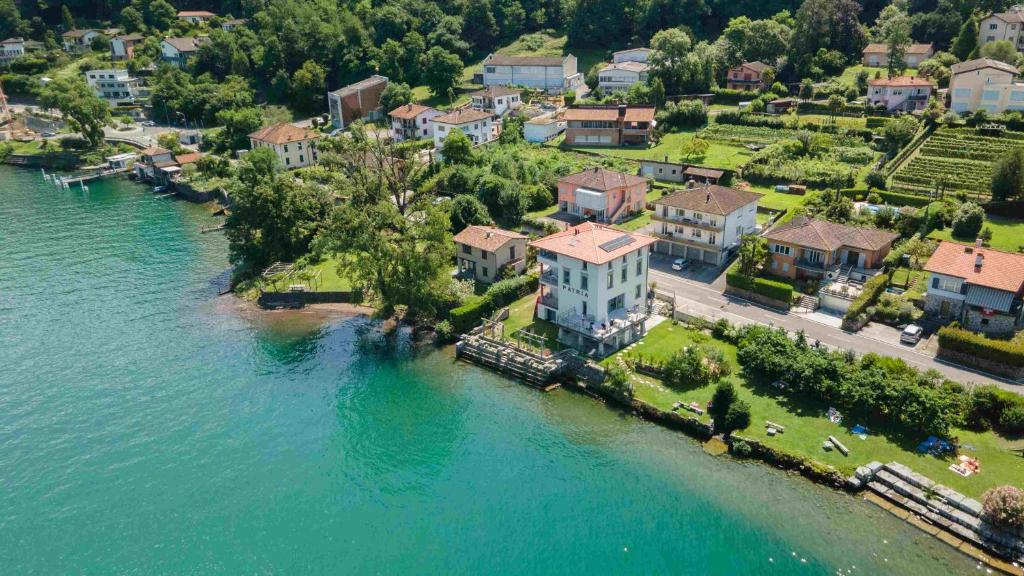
[{"xmin": 453, "ymin": 226, "xmax": 529, "ymax": 283}]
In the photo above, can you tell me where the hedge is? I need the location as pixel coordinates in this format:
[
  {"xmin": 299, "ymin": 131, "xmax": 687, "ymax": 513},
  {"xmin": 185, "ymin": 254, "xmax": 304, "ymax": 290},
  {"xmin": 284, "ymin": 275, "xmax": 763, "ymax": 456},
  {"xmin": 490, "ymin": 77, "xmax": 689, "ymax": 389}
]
[
  {"xmin": 882, "ymin": 233, "xmax": 920, "ymax": 267},
  {"xmin": 726, "ymin": 269, "xmax": 794, "ymax": 303},
  {"xmin": 938, "ymin": 326, "xmax": 1024, "ymax": 368},
  {"xmin": 843, "ymin": 272, "xmax": 890, "ymax": 322},
  {"xmin": 865, "ymin": 117, "xmax": 890, "ymax": 129},
  {"xmin": 838, "ymin": 188, "xmax": 933, "ymax": 207},
  {"xmin": 710, "ymin": 87, "xmax": 761, "ymax": 105},
  {"xmin": 449, "ymin": 273, "xmax": 539, "ymax": 334}
]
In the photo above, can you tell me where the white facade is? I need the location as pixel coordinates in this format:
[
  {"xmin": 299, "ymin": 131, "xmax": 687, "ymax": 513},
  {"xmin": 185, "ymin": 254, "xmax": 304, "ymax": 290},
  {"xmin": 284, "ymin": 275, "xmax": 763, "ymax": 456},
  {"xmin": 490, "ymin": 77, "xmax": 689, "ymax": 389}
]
[
  {"xmin": 0, "ymin": 38, "xmax": 25, "ymax": 64},
  {"xmin": 654, "ymin": 201, "xmax": 757, "ymax": 264},
  {"xmin": 537, "ymin": 247, "xmax": 651, "ymax": 355},
  {"xmin": 85, "ymin": 69, "xmax": 145, "ymax": 105},
  {"xmin": 612, "ymin": 48, "xmax": 651, "ymax": 64},
  {"xmin": 249, "ymin": 138, "xmax": 318, "ymax": 169},
  {"xmin": 597, "ymin": 62, "xmax": 649, "ymax": 92},
  {"xmin": 524, "ymin": 115, "xmax": 563, "ymax": 143},
  {"xmin": 390, "ymin": 106, "xmax": 443, "ymax": 142},
  {"xmin": 481, "ymin": 54, "xmax": 583, "ymax": 93},
  {"xmin": 949, "ymin": 60, "xmax": 1024, "ymax": 113},
  {"xmin": 63, "ymin": 30, "xmax": 99, "ymax": 53},
  {"xmin": 979, "ymin": 9, "xmax": 1024, "ymax": 50},
  {"xmin": 431, "ymin": 116, "xmax": 493, "ymax": 148}
]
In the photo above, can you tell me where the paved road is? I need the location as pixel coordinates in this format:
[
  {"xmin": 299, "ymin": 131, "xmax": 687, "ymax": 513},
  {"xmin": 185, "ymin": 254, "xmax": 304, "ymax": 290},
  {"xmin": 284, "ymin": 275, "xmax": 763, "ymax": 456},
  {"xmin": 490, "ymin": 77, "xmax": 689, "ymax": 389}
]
[{"xmin": 648, "ymin": 261, "xmax": 1023, "ymax": 394}]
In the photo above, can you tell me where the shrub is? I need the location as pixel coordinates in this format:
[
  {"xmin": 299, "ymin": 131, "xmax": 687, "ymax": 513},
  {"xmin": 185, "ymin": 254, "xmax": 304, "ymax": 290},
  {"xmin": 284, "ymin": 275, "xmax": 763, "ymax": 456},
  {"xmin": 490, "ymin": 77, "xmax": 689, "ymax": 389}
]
[
  {"xmin": 843, "ymin": 272, "xmax": 889, "ymax": 323},
  {"xmin": 604, "ymin": 364, "xmax": 634, "ymax": 398},
  {"xmin": 864, "ymin": 170, "xmax": 887, "ymax": 190},
  {"xmin": 730, "ymin": 438, "xmax": 752, "ymax": 457},
  {"xmin": 982, "ymin": 486, "xmax": 1024, "ymax": 529},
  {"xmin": 448, "ymin": 273, "xmax": 539, "ymax": 333},
  {"xmin": 435, "ymin": 320, "xmax": 455, "ymax": 342},
  {"xmin": 726, "ymin": 269, "xmax": 794, "ymax": 303},
  {"xmin": 1000, "ymin": 404, "xmax": 1024, "ymax": 433},
  {"xmin": 951, "ymin": 201, "xmax": 984, "ymax": 238},
  {"xmin": 449, "ymin": 298, "xmax": 496, "ymax": 334},
  {"xmin": 721, "ymin": 400, "xmax": 752, "ymax": 434},
  {"xmin": 657, "ymin": 100, "xmax": 708, "ymax": 131},
  {"xmin": 937, "ymin": 326, "xmax": 1024, "ymax": 367}
]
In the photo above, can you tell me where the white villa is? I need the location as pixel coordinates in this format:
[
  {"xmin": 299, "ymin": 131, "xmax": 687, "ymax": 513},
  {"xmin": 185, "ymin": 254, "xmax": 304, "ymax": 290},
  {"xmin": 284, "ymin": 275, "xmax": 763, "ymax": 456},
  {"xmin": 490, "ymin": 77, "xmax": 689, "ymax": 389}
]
[
  {"xmin": 1, "ymin": 37, "xmax": 25, "ymax": 64},
  {"xmin": 531, "ymin": 222, "xmax": 657, "ymax": 357},
  {"xmin": 430, "ymin": 108, "xmax": 494, "ymax": 148},
  {"xmin": 248, "ymin": 123, "xmax": 321, "ymax": 169},
  {"xmin": 979, "ymin": 6, "xmax": 1024, "ymax": 50},
  {"xmin": 949, "ymin": 58, "xmax": 1024, "ymax": 113},
  {"xmin": 652, "ymin": 185, "xmax": 761, "ymax": 266},
  {"xmin": 470, "ymin": 86, "xmax": 522, "ymax": 117},
  {"xmin": 84, "ymin": 69, "xmax": 146, "ymax": 106},
  {"xmin": 389, "ymin": 103, "xmax": 442, "ymax": 142},
  {"xmin": 62, "ymin": 29, "xmax": 99, "ymax": 53},
  {"xmin": 160, "ymin": 37, "xmax": 206, "ymax": 68},
  {"xmin": 612, "ymin": 48, "xmax": 652, "ymax": 64},
  {"xmin": 481, "ymin": 54, "xmax": 583, "ymax": 93}
]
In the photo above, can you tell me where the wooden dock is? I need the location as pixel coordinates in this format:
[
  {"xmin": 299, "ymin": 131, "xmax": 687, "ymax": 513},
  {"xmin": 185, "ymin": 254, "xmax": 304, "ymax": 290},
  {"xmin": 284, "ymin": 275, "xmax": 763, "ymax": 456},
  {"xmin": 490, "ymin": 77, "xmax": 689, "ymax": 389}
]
[{"xmin": 455, "ymin": 327, "xmax": 580, "ymax": 388}]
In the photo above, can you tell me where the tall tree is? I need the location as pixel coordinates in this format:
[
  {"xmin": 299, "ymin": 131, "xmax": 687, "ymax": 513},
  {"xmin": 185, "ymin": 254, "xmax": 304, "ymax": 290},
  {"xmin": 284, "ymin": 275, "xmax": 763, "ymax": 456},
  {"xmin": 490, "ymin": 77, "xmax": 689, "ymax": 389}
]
[
  {"xmin": 421, "ymin": 46, "xmax": 463, "ymax": 98},
  {"xmin": 992, "ymin": 148, "xmax": 1024, "ymax": 201},
  {"xmin": 790, "ymin": 0, "xmax": 867, "ymax": 64},
  {"xmin": 39, "ymin": 78, "xmax": 110, "ymax": 149},
  {"xmin": 291, "ymin": 60, "xmax": 328, "ymax": 115},
  {"xmin": 463, "ymin": 1, "xmax": 500, "ymax": 51},
  {"xmin": 952, "ymin": 16, "xmax": 978, "ymax": 61},
  {"xmin": 875, "ymin": 3, "xmax": 912, "ymax": 78}
]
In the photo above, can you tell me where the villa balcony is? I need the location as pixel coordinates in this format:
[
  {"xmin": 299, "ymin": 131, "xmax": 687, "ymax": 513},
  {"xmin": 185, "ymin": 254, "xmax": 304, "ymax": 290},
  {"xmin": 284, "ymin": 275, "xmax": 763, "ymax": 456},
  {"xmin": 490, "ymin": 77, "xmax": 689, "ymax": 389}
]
[
  {"xmin": 540, "ymin": 268, "xmax": 559, "ymax": 285},
  {"xmin": 651, "ymin": 213, "xmax": 723, "ymax": 231},
  {"xmin": 556, "ymin": 306, "xmax": 647, "ymax": 342},
  {"xmin": 539, "ymin": 291, "xmax": 559, "ymax": 309},
  {"xmin": 794, "ymin": 258, "xmax": 829, "ymax": 272},
  {"xmin": 652, "ymin": 231, "xmax": 722, "ymax": 251}
]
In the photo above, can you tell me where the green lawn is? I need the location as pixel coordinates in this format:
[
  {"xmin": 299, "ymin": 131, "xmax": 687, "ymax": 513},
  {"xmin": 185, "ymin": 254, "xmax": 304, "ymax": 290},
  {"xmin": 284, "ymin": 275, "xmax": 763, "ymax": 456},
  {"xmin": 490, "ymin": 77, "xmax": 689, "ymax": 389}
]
[
  {"xmin": 526, "ymin": 203, "xmax": 559, "ymax": 219},
  {"xmin": 928, "ymin": 215, "xmax": 1024, "ymax": 253},
  {"xmin": 890, "ymin": 267, "xmax": 929, "ymax": 300},
  {"xmin": 746, "ymin": 184, "xmax": 809, "ymax": 212},
  {"xmin": 562, "ymin": 130, "xmax": 753, "ymax": 171},
  {"xmin": 795, "ymin": 114, "xmax": 868, "ymax": 130},
  {"xmin": 259, "ymin": 256, "xmax": 352, "ymax": 293},
  {"xmin": 835, "ymin": 65, "xmax": 918, "ymax": 88},
  {"xmin": 603, "ymin": 322, "xmax": 1024, "ymax": 498},
  {"xmin": 502, "ymin": 292, "xmax": 561, "ymax": 350},
  {"xmin": 613, "ymin": 211, "xmax": 652, "ymax": 232}
]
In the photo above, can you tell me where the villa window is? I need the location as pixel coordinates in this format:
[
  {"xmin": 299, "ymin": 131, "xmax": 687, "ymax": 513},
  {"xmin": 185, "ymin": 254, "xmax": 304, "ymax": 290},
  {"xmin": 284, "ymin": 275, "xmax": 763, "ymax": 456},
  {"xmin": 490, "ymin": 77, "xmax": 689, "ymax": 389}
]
[
  {"xmin": 636, "ymin": 258, "xmax": 642, "ymax": 276},
  {"xmin": 563, "ymin": 268, "xmax": 571, "ymax": 285},
  {"xmin": 607, "ymin": 272, "xmax": 614, "ymax": 289},
  {"xmin": 607, "ymin": 294, "xmax": 625, "ymax": 313},
  {"xmin": 635, "ymin": 284, "xmax": 641, "ymax": 299},
  {"xmin": 581, "ymin": 273, "xmax": 588, "ymax": 291},
  {"xmin": 509, "ymin": 246, "xmax": 516, "ymax": 260},
  {"xmin": 462, "ymin": 244, "xmax": 471, "ymax": 254},
  {"xmin": 773, "ymin": 244, "xmax": 791, "ymax": 256},
  {"xmin": 621, "ymin": 266, "xmax": 627, "ymax": 283},
  {"xmin": 483, "ymin": 267, "xmax": 488, "ymax": 277}
]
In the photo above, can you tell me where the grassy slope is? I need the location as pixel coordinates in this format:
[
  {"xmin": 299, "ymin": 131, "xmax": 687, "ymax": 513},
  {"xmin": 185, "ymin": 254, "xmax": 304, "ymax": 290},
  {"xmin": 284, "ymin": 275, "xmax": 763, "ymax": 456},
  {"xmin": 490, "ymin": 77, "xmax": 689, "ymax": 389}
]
[
  {"xmin": 503, "ymin": 292, "xmax": 560, "ymax": 350},
  {"xmin": 560, "ymin": 130, "xmax": 753, "ymax": 171},
  {"xmin": 603, "ymin": 322, "xmax": 1022, "ymax": 498},
  {"xmin": 928, "ymin": 215, "xmax": 1024, "ymax": 253},
  {"xmin": 835, "ymin": 65, "xmax": 918, "ymax": 88}
]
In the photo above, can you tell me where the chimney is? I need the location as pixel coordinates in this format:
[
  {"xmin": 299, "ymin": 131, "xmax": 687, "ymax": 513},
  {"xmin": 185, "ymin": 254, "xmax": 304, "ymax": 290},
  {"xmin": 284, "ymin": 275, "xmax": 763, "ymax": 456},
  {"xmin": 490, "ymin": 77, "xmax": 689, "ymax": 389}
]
[
  {"xmin": 574, "ymin": 228, "xmax": 579, "ymax": 236},
  {"xmin": 706, "ymin": 191, "xmax": 711, "ymax": 204},
  {"xmin": 664, "ymin": 155, "xmax": 669, "ymax": 162},
  {"xmin": 407, "ymin": 103, "xmax": 413, "ymax": 110},
  {"xmin": 618, "ymin": 104, "xmax": 627, "ymax": 117},
  {"xmin": 975, "ymin": 253, "xmax": 984, "ymax": 268},
  {"xmin": 975, "ymin": 237, "xmax": 984, "ymax": 248}
]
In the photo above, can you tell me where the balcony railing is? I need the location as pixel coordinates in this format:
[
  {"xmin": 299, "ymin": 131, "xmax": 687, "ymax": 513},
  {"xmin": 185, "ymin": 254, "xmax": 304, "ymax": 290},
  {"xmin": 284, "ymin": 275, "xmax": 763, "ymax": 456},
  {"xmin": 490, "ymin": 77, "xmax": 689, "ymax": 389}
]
[
  {"xmin": 538, "ymin": 249, "xmax": 558, "ymax": 263},
  {"xmin": 540, "ymin": 269, "xmax": 559, "ymax": 284},
  {"xmin": 653, "ymin": 231, "xmax": 720, "ymax": 249},
  {"xmin": 539, "ymin": 291, "xmax": 559, "ymax": 308},
  {"xmin": 794, "ymin": 258, "xmax": 828, "ymax": 271},
  {"xmin": 652, "ymin": 213, "xmax": 723, "ymax": 230}
]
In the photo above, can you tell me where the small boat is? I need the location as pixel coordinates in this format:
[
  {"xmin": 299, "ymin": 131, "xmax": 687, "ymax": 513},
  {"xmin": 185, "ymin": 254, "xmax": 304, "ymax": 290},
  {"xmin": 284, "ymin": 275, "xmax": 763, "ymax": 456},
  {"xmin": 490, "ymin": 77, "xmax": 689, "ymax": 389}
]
[{"xmin": 153, "ymin": 185, "xmax": 167, "ymax": 193}]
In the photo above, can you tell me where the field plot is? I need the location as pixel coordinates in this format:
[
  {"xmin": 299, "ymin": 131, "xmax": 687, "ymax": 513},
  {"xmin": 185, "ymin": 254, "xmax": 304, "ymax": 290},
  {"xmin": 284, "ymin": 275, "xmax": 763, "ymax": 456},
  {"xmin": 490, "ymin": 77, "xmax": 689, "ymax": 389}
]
[{"xmin": 890, "ymin": 128, "xmax": 1024, "ymax": 200}]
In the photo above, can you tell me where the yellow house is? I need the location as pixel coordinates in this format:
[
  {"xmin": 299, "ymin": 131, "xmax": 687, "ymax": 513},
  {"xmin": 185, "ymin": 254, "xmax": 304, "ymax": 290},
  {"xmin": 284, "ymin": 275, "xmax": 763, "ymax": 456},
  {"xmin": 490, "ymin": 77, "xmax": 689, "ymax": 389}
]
[{"xmin": 949, "ymin": 58, "xmax": 1024, "ymax": 114}]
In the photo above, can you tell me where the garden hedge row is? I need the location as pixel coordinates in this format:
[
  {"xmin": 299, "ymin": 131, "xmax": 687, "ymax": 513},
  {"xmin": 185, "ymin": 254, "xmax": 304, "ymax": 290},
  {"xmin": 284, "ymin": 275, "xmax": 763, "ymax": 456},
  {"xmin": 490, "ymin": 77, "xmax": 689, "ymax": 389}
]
[
  {"xmin": 709, "ymin": 87, "xmax": 761, "ymax": 105},
  {"xmin": 449, "ymin": 273, "xmax": 539, "ymax": 334},
  {"xmin": 726, "ymin": 270, "xmax": 794, "ymax": 303},
  {"xmin": 938, "ymin": 326, "xmax": 1024, "ymax": 367},
  {"xmin": 838, "ymin": 188, "xmax": 933, "ymax": 207},
  {"xmin": 843, "ymin": 272, "xmax": 890, "ymax": 322}
]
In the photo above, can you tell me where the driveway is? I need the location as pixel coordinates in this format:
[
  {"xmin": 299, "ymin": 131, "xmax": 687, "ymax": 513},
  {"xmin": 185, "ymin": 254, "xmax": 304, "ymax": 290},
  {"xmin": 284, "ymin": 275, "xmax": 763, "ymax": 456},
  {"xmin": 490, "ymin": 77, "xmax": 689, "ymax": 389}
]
[
  {"xmin": 648, "ymin": 267, "xmax": 1023, "ymax": 394},
  {"xmin": 649, "ymin": 253, "xmax": 726, "ymax": 287}
]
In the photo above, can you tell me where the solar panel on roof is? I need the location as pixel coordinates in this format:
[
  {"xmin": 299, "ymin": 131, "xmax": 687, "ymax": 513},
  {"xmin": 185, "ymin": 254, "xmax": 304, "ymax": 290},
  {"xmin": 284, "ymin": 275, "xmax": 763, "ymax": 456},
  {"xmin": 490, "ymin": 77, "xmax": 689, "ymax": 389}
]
[{"xmin": 599, "ymin": 235, "xmax": 636, "ymax": 252}]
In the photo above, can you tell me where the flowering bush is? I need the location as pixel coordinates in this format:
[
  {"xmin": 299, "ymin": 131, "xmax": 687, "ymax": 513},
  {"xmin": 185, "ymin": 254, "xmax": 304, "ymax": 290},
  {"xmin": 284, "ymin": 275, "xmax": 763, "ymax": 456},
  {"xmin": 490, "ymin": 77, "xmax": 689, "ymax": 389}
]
[{"xmin": 982, "ymin": 486, "xmax": 1024, "ymax": 529}]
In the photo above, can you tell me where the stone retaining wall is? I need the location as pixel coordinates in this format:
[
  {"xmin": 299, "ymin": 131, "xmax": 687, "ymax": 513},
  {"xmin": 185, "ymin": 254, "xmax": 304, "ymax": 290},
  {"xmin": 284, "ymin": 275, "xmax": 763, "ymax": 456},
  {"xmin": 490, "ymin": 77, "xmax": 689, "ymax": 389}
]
[
  {"xmin": 724, "ymin": 285, "xmax": 790, "ymax": 311},
  {"xmin": 257, "ymin": 291, "xmax": 354, "ymax": 309},
  {"xmin": 937, "ymin": 348, "xmax": 1024, "ymax": 380}
]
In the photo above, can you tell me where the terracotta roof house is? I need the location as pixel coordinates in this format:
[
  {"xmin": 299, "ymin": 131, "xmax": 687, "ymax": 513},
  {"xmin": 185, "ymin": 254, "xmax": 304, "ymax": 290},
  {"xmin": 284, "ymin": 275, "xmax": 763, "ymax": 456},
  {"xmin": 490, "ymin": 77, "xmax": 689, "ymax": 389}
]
[
  {"xmin": 248, "ymin": 123, "xmax": 321, "ymax": 169},
  {"xmin": 652, "ymin": 185, "xmax": 761, "ymax": 266},
  {"xmin": 110, "ymin": 33, "xmax": 145, "ymax": 60},
  {"xmin": 389, "ymin": 103, "xmax": 443, "ymax": 142},
  {"xmin": 597, "ymin": 61, "xmax": 650, "ymax": 92},
  {"xmin": 453, "ymin": 226, "xmax": 529, "ymax": 283},
  {"xmin": 726, "ymin": 61, "xmax": 771, "ymax": 91},
  {"xmin": 531, "ymin": 222, "xmax": 658, "ymax": 356},
  {"xmin": 862, "ymin": 42, "xmax": 934, "ymax": 67},
  {"xmin": 160, "ymin": 37, "xmax": 207, "ymax": 67},
  {"xmin": 979, "ymin": 7, "xmax": 1024, "ymax": 51},
  {"xmin": 134, "ymin": 147, "xmax": 177, "ymax": 183},
  {"xmin": 923, "ymin": 241, "xmax": 1024, "ymax": 335},
  {"xmin": 762, "ymin": 216, "xmax": 899, "ymax": 281},
  {"xmin": 0, "ymin": 37, "xmax": 25, "ymax": 64},
  {"xmin": 62, "ymin": 29, "xmax": 99, "ymax": 53},
  {"xmin": 430, "ymin": 108, "xmax": 495, "ymax": 148},
  {"xmin": 867, "ymin": 76, "xmax": 934, "ymax": 112},
  {"xmin": 327, "ymin": 75, "xmax": 389, "ymax": 130},
  {"xmin": 556, "ymin": 167, "xmax": 648, "ymax": 225},
  {"xmin": 177, "ymin": 11, "xmax": 217, "ymax": 24},
  {"xmin": 221, "ymin": 18, "xmax": 248, "ymax": 31},
  {"xmin": 563, "ymin": 104, "xmax": 656, "ymax": 147}
]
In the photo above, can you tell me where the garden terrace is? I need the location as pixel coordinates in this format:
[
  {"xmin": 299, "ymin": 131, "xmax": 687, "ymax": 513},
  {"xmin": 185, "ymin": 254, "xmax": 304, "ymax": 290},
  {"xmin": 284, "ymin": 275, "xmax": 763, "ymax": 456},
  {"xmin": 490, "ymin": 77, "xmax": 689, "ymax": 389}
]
[{"xmin": 697, "ymin": 124, "xmax": 870, "ymax": 148}]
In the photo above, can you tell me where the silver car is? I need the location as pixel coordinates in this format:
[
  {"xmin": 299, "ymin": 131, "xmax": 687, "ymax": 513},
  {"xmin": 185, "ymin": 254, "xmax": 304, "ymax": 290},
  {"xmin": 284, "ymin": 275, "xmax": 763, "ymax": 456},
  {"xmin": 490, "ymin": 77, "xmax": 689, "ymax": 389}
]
[{"xmin": 900, "ymin": 324, "xmax": 923, "ymax": 344}]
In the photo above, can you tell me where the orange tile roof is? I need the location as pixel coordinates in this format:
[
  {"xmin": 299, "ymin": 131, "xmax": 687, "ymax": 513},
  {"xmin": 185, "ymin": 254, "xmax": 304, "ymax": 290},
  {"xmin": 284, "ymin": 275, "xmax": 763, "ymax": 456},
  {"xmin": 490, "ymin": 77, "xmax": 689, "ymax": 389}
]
[
  {"xmin": 174, "ymin": 152, "xmax": 202, "ymax": 165},
  {"xmin": 868, "ymin": 76, "xmax": 934, "ymax": 87},
  {"xmin": 433, "ymin": 108, "xmax": 492, "ymax": 124},
  {"xmin": 764, "ymin": 216, "xmax": 899, "ymax": 252},
  {"xmin": 389, "ymin": 103, "xmax": 436, "ymax": 120},
  {"xmin": 563, "ymin": 106, "xmax": 656, "ymax": 122},
  {"xmin": 655, "ymin": 185, "xmax": 761, "ymax": 215},
  {"xmin": 248, "ymin": 123, "xmax": 320, "ymax": 145},
  {"xmin": 453, "ymin": 225, "xmax": 527, "ymax": 251},
  {"xmin": 529, "ymin": 222, "xmax": 657, "ymax": 265},
  {"xmin": 559, "ymin": 167, "xmax": 647, "ymax": 191},
  {"xmin": 140, "ymin": 146, "xmax": 171, "ymax": 156},
  {"xmin": 924, "ymin": 241, "xmax": 1024, "ymax": 293}
]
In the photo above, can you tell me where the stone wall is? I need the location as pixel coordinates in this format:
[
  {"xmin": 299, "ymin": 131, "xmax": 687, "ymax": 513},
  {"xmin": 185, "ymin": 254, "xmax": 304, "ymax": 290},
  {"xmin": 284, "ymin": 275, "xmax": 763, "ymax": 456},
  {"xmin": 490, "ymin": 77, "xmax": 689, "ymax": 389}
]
[
  {"xmin": 937, "ymin": 347, "xmax": 1024, "ymax": 380},
  {"xmin": 257, "ymin": 291, "xmax": 354, "ymax": 309},
  {"xmin": 963, "ymin": 308, "xmax": 1019, "ymax": 336},
  {"xmin": 724, "ymin": 285, "xmax": 790, "ymax": 311},
  {"xmin": 923, "ymin": 292, "xmax": 962, "ymax": 319}
]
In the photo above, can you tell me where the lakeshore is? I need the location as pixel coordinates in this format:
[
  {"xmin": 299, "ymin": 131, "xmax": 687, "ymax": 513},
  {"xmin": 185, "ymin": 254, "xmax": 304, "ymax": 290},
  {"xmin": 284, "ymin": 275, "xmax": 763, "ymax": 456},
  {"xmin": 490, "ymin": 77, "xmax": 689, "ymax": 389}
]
[{"xmin": 0, "ymin": 165, "xmax": 990, "ymax": 574}]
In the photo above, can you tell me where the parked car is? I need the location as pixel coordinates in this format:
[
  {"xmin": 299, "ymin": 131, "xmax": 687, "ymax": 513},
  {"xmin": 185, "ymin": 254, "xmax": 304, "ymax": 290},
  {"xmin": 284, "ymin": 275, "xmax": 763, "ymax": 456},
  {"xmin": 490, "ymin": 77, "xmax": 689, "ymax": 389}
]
[
  {"xmin": 140, "ymin": 121, "xmax": 155, "ymax": 127},
  {"xmin": 671, "ymin": 258, "xmax": 689, "ymax": 271},
  {"xmin": 900, "ymin": 324, "xmax": 923, "ymax": 345}
]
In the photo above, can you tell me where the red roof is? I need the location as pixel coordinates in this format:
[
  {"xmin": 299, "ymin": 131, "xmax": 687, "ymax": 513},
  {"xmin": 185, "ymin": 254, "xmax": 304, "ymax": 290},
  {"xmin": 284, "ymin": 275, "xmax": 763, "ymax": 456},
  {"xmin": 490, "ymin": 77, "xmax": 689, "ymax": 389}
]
[
  {"xmin": 563, "ymin": 106, "xmax": 655, "ymax": 123},
  {"xmin": 868, "ymin": 76, "xmax": 934, "ymax": 87},
  {"xmin": 389, "ymin": 103, "xmax": 437, "ymax": 120},
  {"xmin": 453, "ymin": 226, "xmax": 527, "ymax": 251},
  {"xmin": 924, "ymin": 241, "xmax": 1024, "ymax": 293},
  {"xmin": 558, "ymin": 167, "xmax": 647, "ymax": 191},
  {"xmin": 529, "ymin": 222, "xmax": 657, "ymax": 265}
]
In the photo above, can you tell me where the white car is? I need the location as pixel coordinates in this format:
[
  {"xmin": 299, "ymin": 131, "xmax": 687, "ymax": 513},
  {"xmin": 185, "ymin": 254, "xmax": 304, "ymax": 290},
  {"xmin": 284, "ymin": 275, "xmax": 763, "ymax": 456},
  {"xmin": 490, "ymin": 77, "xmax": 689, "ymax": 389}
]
[
  {"xmin": 900, "ymin": 324, "xmax": 923, "ymax": 345},
  {"xmin": 671, "ymin": 258, "xmax": 689, "ymax": 271},
  {"xmin": 140, "ymin": 120, "xmax": 155, "ymax": 127}
]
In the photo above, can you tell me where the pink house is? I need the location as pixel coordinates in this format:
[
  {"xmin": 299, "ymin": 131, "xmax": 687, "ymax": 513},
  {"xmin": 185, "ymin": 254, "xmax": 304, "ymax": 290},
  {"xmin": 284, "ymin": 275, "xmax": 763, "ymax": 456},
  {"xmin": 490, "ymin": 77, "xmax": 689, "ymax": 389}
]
[
  {"xmin": 867, "ymin": 76, "xmax": 934, "ymax": 112},
  {"xmin": 557, "ymin": 167, "xmax": 648, "ymax": 224}
]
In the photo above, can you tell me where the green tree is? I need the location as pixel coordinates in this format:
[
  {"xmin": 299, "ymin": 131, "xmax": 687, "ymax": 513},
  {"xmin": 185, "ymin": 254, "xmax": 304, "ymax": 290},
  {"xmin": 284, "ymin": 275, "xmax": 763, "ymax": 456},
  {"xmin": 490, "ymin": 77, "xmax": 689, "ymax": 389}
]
[
  {"xmin": 374, "ymin": 39, "xmax": 406, "ymax": 83},
  {"xmin": 680, "ymin": 137, "xmax": 709, "ymax": 159},
  {"xmin": 225, "ymin": 170, "xmax": 333, "ymax": 271},
  {"xmin": 980, "ymin": 40, "xmax": 1020, "ymax": 66},
  {"xmin": 708, "ymin": 380, "xmax": 744, "ymax": 434},
  {"xmin": 143, "ymin": 0, "xmax": 177, "ymax": 30},
  {"xmin": 992, "ymin": 148, "xmax": 1024, "ymax": 201},
  {"xmin": 604, "ymin": 364, "xmax": 635, "ymax": 398},
  {"xmin": 61, "ymin": 5, "xmax": 75, "ymax": 31},
  {"xmin": 737, "ymin": 234, "xmax": 768, "ymax": 276},
  {"xmin": 952, "ymin": 17, "xmax": 978, "ymax": 61},
  {"xmin": 721, "ymin": 400, "xmax": 752, "ymax": 434},
  {"xmin": 213, "ymin": 107, "xmax": 263, "ymax": 152},
  {"xmin": 875, "ymin": 3, "xmax": 912, "ymax": 78},
  {"xmin": 798, "ymin": 78, "xmax": 815, "ymax": 99},
  {"xmin": 883, "ymin": 115, "xmax": 918, "ymax": 153},
  {"xmin": 120, "ymin": 6, "xmax": 145, "ymax": 33},
  {"xmin": 421, "ymin": 46, "xmax": 463, "ymax": 97},
  {"xmin": 291, "ymin": 60, "xmax": 327, "ymax": 115},
  {"xmin": 827, "ymin": 93, "xmax": 846, "ymax": 118},
  {"xmin": 463, "ymin": 0, "xmax": 499, "ymax": 51},
  {"xmin": 39, "ymin": 78, "xmax": 110, "ymax": 149},
  {"xmin": 951, "ymin": 201, "xmax": 984, "ymax": 238},
  {"xmin": 441, "ymin": 129, "xmax": 474, "ymax": 165},
  {"xmin": 449, "ymin": 194, "xmax": 491, "ymax": 233},
  {"xmin": 790, "ymin": 0, "xmax": 867, "ymax": 63},
  {"xmin": 157, "ymin": 132, "xmax": 184, "ymax": 154},
  {"xmin": 649, "ymin": 77, "xmax": 666, "ymax": 109},
  {"xmin": 0, "ymin": 0, "xmax": 27, "ymax": 40},
  {"xmin": 379, "ymin": 82, "xmax": 413, "ymax": 116}
]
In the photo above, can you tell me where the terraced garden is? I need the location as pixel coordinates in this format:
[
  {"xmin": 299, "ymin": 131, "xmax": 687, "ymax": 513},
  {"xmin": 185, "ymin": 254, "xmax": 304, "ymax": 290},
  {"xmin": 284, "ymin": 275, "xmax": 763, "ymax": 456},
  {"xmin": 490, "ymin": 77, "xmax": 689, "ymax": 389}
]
[
  {"xmin": 697, "ymin": 124, "xmax": 866, "ymax": 148},
  {"xmin": 889, "ymin": 128, "xmax": 1024, "ymax": 200}
]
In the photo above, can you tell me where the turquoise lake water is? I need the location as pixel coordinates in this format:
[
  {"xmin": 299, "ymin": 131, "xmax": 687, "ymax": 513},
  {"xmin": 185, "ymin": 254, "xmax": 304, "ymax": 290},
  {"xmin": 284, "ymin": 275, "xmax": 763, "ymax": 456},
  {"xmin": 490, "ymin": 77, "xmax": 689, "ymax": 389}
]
[{"xmin": 0, "ymin": 166, "xmax": 980, "ymax": 574}]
